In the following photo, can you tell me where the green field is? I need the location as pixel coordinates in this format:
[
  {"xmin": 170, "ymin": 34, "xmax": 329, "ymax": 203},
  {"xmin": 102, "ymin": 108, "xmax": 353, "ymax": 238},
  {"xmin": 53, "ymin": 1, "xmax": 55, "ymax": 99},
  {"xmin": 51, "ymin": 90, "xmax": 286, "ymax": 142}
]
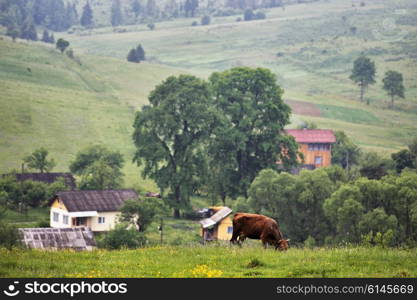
[{"xmin": 1, "ymin": 246, "xmax": 416, "ymax": 278}]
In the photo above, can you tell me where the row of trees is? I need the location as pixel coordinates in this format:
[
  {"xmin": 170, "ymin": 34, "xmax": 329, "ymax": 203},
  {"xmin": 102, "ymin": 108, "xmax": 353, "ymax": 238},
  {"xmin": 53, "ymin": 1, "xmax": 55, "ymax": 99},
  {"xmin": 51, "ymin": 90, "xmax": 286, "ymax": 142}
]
[
  {"xmin": 127, "ymin": 44, "xmax": 146, "ymax": 63},
  {"xmin": 350, "ymin": 56, "xmax": 405, "ymax": 107}
]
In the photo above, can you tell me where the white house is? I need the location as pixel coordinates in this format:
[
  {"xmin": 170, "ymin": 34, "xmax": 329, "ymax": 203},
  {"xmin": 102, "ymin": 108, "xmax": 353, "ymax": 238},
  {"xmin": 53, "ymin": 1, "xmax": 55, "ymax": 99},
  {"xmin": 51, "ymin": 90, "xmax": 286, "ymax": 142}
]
[{"xmin": 49, "ymin": 189, "xmax": 138, "ymax": 232}]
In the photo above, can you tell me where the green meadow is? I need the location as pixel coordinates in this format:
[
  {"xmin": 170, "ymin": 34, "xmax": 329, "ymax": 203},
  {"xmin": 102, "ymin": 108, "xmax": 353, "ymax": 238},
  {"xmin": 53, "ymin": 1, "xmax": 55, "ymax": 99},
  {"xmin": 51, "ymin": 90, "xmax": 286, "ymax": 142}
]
[
  {"xmin": 1, "ymin": 246, "xmax": 416, "ymax": 278},
  {"xmin": 0, "ymin": 38, "xmax": 184, "ymax": 189}
]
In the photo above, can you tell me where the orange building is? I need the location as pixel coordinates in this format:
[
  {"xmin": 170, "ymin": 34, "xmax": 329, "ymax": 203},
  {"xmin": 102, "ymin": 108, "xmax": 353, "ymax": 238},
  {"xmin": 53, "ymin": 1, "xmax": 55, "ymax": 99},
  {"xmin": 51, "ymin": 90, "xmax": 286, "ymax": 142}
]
[{"xmin": 286, "ymin": 129, "xmax": 336, "ymax": 171}]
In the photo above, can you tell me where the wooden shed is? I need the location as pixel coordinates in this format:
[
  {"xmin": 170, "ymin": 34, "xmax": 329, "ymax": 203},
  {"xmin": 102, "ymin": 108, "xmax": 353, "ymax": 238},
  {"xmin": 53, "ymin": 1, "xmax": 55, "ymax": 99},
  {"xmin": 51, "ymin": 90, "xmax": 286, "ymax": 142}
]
[
  {"xmin": 49, "ymin": 189, "xmax": 138, "ymax": 232},
  {"xmin": 199, "ymin": 207, "xmax": 233, "ymax": 242},
  {"xmin": 286, "ymin": 129, "xmax": 336, "ymax": 171},
  {"xmin": 6, "ymin": 172, "xmax": 76, "ymax": 190}
]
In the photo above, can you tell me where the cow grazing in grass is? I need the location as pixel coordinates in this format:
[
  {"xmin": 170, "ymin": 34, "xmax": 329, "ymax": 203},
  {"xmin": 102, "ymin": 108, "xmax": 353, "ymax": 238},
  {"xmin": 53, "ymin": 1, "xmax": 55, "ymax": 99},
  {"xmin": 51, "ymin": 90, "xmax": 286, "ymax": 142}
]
[{"xmin": 230, "ymin": 213, "xmax": 289, "ymax": 251}]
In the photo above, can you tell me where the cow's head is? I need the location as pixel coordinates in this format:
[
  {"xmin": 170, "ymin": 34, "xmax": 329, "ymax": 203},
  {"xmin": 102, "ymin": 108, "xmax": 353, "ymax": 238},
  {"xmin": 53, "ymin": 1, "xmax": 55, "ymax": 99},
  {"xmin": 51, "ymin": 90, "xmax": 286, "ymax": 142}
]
[{"xmin": 277, "ymin": 239, "xmax": 289, "ymax": 251}]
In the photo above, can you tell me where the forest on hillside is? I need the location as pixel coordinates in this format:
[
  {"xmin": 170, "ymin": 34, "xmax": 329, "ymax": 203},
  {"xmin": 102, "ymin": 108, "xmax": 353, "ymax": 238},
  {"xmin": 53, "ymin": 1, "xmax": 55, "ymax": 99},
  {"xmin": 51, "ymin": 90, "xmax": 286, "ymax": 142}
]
[{"xmin": 0, "ymin": 0, "xmax": 322, "ymax": 37}]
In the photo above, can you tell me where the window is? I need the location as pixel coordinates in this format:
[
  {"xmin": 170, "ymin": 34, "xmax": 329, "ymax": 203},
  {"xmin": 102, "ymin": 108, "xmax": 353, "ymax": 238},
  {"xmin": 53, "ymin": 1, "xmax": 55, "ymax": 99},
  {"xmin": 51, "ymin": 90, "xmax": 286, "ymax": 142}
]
[
  {"xmin": 98, "ymin": 217, "xmax": 106, "ymax": 224},
  {"xmin": 63, "ymin": 215, "xmax": 69, "ymax": 225},
  {"xmin": 315, "ymin": 156, "xmax": 323, "ymax": 165},
  {"xmin": 75, "ymin": 217, "xmax": 86, "ymax": 226},
  {"xmin": 227, "ymin": 226, "xmax": 233, "ymax": 234},
  {"xmin": 53, "ymin": 212, "xmax": 59, "ymax": 222},
  {"xmin": 308, "ymin": 143, "xmax": 330, "ymax": 151}
]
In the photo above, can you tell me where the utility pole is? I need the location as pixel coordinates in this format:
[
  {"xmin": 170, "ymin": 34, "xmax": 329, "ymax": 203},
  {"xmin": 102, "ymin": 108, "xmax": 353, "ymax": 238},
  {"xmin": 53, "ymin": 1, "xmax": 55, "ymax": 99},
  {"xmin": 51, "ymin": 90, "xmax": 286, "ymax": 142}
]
[{"xmin": 159, "ymin": 218, "xmax": 164, "ymax": 244}]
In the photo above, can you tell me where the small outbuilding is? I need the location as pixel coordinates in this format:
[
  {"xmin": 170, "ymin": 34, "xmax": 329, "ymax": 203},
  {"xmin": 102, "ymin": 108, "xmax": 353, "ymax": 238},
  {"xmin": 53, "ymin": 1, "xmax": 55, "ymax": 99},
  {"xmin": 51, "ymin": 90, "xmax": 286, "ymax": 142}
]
[
  {"xmin": 285, "ymin": 129, "xmax": 336, "ymax": 172},
  {"xmin": 199, "ymin": 206, "xmax": 233, "ymax": 242},
  {"xmin": 5, "ymin": 172, "xmax": 76, "ymax": 190},
  {"xmin": 19, "ymin": 227, "xmax": 96, "ymax": 251}
]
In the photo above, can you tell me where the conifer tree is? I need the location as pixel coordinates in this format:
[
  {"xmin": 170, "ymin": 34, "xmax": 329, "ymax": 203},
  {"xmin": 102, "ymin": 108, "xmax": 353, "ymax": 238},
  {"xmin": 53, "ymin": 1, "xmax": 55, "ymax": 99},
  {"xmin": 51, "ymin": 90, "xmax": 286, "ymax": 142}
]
[{"xmin": 80, "ymin": 1, "xmax": 94, "ymax": 28}]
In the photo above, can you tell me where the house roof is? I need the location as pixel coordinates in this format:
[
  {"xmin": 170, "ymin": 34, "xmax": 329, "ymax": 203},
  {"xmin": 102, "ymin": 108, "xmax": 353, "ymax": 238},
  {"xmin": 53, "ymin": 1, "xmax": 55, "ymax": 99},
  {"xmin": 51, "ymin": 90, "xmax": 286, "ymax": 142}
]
[
  {"xmin": 19, "ymin": 227, "xmax": 96, "ymax": 251},
  {"xmin": 10, "ymin": 172, "xmax": 76, "ymax": 190},
  {"xmin": 286, "ymin": 129, "xmax": 336, "ymax": 144},
  {"xmin": 54, "ymin": 189, "xmax": 138, "ymax": 212},
  {"xmin": 200, "ymin": 207, "xmax": 233, "ymax": 229}
]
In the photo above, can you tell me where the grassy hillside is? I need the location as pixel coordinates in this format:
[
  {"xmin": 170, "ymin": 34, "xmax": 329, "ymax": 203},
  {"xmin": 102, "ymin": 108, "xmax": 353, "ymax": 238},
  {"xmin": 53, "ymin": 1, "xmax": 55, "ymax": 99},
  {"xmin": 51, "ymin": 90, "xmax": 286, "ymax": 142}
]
[
  {"xmin": 62, "ymin": 0, "xmax": 417, "ymax": 154},
  {"xmin": 0, "ymin": 38, "xmax": 185, "ymax": 188},
  {"xmin": 1, "ymin": 246, "xmax": 416, "ymax": 277}
]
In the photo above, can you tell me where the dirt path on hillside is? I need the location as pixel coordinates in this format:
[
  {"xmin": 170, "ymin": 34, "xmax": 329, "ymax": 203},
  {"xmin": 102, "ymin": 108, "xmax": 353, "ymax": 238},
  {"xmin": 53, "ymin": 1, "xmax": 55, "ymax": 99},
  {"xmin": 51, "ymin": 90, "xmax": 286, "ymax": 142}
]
[{"xmin": 285, "ymin": 99, "xmax": 321, "ymax": 117}]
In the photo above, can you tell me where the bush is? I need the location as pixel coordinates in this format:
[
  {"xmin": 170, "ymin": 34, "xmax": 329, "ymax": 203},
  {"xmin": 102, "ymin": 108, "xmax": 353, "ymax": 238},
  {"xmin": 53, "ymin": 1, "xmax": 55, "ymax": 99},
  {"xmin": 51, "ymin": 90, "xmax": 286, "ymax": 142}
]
[
  {"xmin": 361, "ymin": 230, "xmax": 395, "ymax": 247},
  {"xmin": 99, "ymin": 223, "xmax": 147, "ymax": 250},
  {"xmin": 304, "ymin": 235, "xmax": 317, "ymax": 248},
  {"xmin": 0, "ymin": 221, "xmax": 22, "ymax": 249},
  {"xmin": 36, "ymin": 219, "xmax": 50, "ymax": 228}
]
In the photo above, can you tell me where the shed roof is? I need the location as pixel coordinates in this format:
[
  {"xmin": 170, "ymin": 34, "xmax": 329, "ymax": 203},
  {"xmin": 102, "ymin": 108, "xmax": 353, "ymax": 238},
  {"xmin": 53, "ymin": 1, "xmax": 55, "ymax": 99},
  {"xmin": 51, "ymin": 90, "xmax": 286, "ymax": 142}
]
[
  {"xmin": 9, "ymin": 172, "xmax": 76, "ymax": 190},
  {"xmin": 286, "ymin": 129, "xmax": 336, "ymax": 143},
  {"xmin": 54, "ymin": 189, "xmax": 138, "ymax": 212},
  {"xmin": 200, "ymin": 207, "xmax": 233, "ymax": 229},
  {"xmin": 19, "ymin": 227, "xmax": 96, "ymax": 251}
]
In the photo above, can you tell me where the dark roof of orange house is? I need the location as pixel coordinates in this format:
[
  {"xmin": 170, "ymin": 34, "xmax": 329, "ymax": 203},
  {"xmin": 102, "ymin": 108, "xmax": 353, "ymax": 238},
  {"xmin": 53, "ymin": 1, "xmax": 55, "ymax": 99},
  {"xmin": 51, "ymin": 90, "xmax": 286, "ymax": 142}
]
[
  {"xmin": 286, "ymin": 129, "xmax": 336, "ymax": 143},
  {"xmin": 53, "ymin": 189, "xmax": 138, "ymax": 212},
  {"xmin": 7, "ymin": 172, "xmax": 76, "ymax": 190}
]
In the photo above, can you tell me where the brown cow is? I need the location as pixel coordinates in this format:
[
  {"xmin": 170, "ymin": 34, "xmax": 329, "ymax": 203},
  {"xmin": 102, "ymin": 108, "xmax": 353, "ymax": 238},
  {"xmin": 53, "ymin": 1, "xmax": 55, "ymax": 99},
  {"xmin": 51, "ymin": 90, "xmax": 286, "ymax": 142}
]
[{"xmin": 230, "ymin": 213, "xmax": 289, "ymax": 251}]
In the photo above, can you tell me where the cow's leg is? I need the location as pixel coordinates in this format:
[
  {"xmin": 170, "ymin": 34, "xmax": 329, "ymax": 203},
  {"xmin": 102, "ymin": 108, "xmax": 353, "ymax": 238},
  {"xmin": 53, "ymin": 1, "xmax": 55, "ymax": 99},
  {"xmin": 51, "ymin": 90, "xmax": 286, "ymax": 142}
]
[{"xmin": 261, "ymin": 233, "xmax": 269, "ymax": 249}]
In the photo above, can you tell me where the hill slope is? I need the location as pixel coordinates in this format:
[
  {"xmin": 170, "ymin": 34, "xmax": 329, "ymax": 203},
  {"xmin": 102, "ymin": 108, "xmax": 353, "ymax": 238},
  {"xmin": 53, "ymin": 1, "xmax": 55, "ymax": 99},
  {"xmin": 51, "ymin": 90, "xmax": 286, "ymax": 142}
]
[
  {"xmin": 62, "ymin": 0, "xmax": 417, "ymax": 153},
  {"xmin": 0, "ymin": 38, "xmax": 184, "ymax": 188}
]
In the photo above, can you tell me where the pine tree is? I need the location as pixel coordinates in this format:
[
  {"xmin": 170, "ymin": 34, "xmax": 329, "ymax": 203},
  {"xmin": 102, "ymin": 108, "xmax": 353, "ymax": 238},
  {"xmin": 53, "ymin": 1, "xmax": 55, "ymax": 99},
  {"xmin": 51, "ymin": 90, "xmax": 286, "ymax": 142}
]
[
  {"xmin": 350, "ymin": 56, "xmax": 376, "ymax": 104},
  {"xmin": 66, "ymin": 3, "xmax": 79, "ymax": 27},
  {"xmin": 6, "ymin": 24, "xmax": 20, "ymax": 42},
  {"xmin": 56, "ymin": 38, "xmax": 70, "ymax": 53},
  {"xmin": 136, "ymin": 44, "xmax": 146, "ymax": 61},
  {"xmin": 80, "ymin": 1, "xmax": 94, "ymax": 28},
  {"xmin": 127, "ymin": 48, "xmax": 139, "ymax": 63},
  {"xmin": 41, "ymin": 29, "xmax": 50, "ymax": 43},
  {"xmin": 111, "ymin": 0, "xmax": 123, "ymax": 27},
  {"xmin": 49, "ymin": 33, "xmax": 55, "ymax": 44},
  {"xmin": 48, "ymin": 0, "xmax": 67, "ymax": 31}
]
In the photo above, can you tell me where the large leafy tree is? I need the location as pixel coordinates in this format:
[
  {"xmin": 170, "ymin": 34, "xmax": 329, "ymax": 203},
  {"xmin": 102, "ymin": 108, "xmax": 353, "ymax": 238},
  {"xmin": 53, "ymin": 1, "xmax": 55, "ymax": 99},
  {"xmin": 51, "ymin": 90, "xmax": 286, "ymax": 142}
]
[
  {"xmin": 350, "ymin": 56, "xmax": 376, "ymax": 104},
  {"xmin": 23, "ymin": 147, "xmax": 56, "ymax": 173},
  {"xmin": 131, "ymin": 0, "xmax": 142, "ymax": 18},
  {"xmin": 80, "ymin": 1, "xmax": 94, "ymax": 28},
  {"xmin": 208, "ymin": 67, "xmax": 299, "ymax": 199},
  {"xmin": 132, "ymin": 75, "xmax": 218, "ymax": 218},
  {"xmin": 331, "ymin": 130, "xmax": 361, "ymax": 170},
  {"xmin": 56, "ymin": 38, "xmax": 69, "ymax": 54},
  {"xmin": 248, "ymin": 167, "xmax": 341, "ymax": 244},
  {"xmin": 69, "ymin": 145, "xmax": 124, "ymax": 190},
  {"xmin": 382, "ymin": 70, "xmax": 405, "ymax": 108},
  {"xmin": 120, "ymin": 198, "xmax": 167, "ymax": 232}
]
